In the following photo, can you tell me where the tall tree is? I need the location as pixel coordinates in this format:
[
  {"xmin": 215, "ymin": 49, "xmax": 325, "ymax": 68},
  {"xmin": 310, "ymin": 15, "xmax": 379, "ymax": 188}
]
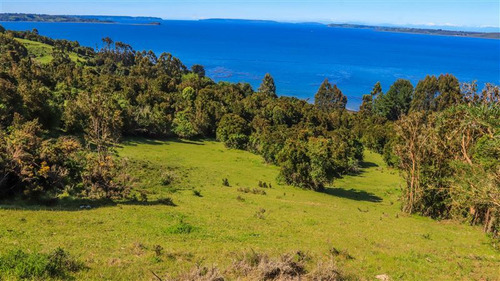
[
  {"xmin": 435, "ymin": 74, "xmax": 462, "ymax": 111},
  {"xmin": 411, "ymin": 75, "xmax": 439, "ymax": 112},
  {"xmin": 314, "ymin": 79, "xmax": 347, "ymax": 111},
  {"xmin": 258, "ymin": 73, "xmax": 277, "ymax": 98},
  {"xmin": 374, "ymin": 79, "xmax": 414, "ymax": 121}
]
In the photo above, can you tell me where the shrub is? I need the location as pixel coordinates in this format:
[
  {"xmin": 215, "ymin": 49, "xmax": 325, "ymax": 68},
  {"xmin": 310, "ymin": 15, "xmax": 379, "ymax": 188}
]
[
  {"xmin": 1, "ymin": 116, "xmax": 84, "ymax": 199},
  {"xmin": 160, "ymin": 170, "xmax": 176, "ymax": 186},
  {"xmin": 193, "ymin": 189, "xmax": 202, "ymax": 197},
  {"xmin": 172, "ymin": 109, "xmax": 197, "ymax": 139},
  {"xmin": 171, "ymin": 265, "xmax": 224, "ymax": 281},
  {"xmin": 222, "ymin": 178, "xmax": 230, "ymax": 187},
  {"xmin": 82, "ymin": 153, "xmax": 131, "ymax": 199},
  {"xmin": 166, "ymin": 220, "xmax": 196, "ymax": 234},
  {"xmin": 0, "ymin": 248, "xmax": 83, "ymax": 279},
  {"xmin": 216, "ymin": 113, "xmax": 250, "ymax": 149},
  {"xmin": 237, "ymin": 187, "xmax": 266, "ymax": 195},
  {"xmin": 157, "ymin": 197, "xmax": 176, "ymax": 206}
]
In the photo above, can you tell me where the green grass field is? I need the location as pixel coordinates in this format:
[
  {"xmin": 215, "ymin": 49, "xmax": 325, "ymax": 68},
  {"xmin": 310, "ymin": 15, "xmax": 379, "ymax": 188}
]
[
  {"xmin": 15, "ymin": 38, "xmax": 85, "ymax": 64},
  {"xmin": 0, "ymin": 138, "xmax": 498, "ymax": 280}
]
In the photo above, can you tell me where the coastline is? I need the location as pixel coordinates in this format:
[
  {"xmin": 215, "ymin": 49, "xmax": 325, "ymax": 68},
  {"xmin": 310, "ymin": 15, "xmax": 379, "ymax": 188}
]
[{"xmin": 328, "ymin": 25, "xmax": 500, "ymax": 40}]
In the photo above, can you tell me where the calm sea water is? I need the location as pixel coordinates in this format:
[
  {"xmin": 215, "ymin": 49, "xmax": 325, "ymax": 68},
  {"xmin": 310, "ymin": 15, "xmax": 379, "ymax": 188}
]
[{"xmin": 2, "ymin": 19, "xmax": 499, "ymax": 109}]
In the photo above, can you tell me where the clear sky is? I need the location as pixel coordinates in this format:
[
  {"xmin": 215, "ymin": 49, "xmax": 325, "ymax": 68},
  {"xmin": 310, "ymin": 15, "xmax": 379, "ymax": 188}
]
[{"xmin": 2, "ymin": 0, "xmax": 499, "ymax": 29}]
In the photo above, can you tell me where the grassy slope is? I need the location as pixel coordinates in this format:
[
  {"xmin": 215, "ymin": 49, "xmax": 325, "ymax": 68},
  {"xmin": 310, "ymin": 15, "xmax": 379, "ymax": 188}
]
[
  {"xmin": 0, "ymin": 139, "xmax": 498, "ymax": 280},
  {"xmin": 15, "ymin": 38, "xmax": 85, "ymax": 64}
]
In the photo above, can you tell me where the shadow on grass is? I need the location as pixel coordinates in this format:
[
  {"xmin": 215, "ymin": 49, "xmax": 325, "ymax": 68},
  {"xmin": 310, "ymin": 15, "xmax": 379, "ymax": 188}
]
[
  {"xmin": 0, "ymin": 197, "xmax": 176, "ymax": 212},
  {"xmin": 344, "ymin": 161, "xmax": 380, "ymax": 177},
  {"xmin": 323, "ymin": 187, "xmax": 383, "ymax": 203},
  {"xmin": 360, "ymin": 161, "xmax": 379, "ymax": 168},
  {"xmin": 121, "ymin": 137, "xmax": 207, "ymax": 147}
]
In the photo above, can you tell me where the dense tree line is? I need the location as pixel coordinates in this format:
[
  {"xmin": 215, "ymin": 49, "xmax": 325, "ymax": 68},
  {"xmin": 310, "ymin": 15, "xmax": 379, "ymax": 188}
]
[
  {"xmin": 355, "ymin": 75, "xmax": 499, "ymax": 235},
  {"xmin": 0, "ymin": 27, "xmax": 360, "ymax": 201},
  {"xmin": 0, "ymin": 26, "xmax": 498, "ymax": 236}
]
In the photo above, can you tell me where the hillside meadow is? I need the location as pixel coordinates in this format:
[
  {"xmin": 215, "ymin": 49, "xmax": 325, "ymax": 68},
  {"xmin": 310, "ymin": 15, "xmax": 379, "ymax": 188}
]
[{"xmin": 1, "ymin": 139, "xmax": 498, "ymax": 280}]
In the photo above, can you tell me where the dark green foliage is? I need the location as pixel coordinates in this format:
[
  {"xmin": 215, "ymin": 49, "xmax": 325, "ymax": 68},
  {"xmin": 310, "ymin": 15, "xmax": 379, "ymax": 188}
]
[
  {"xmin": 411, "ymin": 75, "xmax": 439, "ymax": 112},
  {"xmin": 314, "ymin": 79, "xmax": 347, "ymax": 111},
  {"xmin": 222, "ymin": 178, "xmax": 230, "ymax": 186},
  {"xmin": 0, "ymin": 248, "xmax": 83, "ymax": 279},
  {"xmin": 435, "ymin": 74, "xmax": 462, "ymax": 111},
  {"xmin": 191, "ymin": 64, "xmax": 205, "ymax": 77},
  {"xmin": 216, "ymin": 113, "xmax": 250, "ymax": 149},
  {"xmin": 374, "ymin": 79, "xmax": 414, "ymax": 121},
  {"xmin": 257, "ymin": 73, "xmax": 277, "ymax": 98}
]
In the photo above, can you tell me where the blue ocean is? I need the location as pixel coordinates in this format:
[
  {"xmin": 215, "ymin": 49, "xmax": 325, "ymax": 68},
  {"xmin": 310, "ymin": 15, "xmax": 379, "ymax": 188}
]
[{"xmin": 2, "ymin": 19, "xmax": 499, "ymax": 109}]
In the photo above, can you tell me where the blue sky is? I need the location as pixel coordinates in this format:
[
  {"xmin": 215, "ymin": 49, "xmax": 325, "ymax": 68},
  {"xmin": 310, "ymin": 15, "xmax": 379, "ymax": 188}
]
[{"xmin": 2, "ymin": 0, "xmax": 499, "ymax": 29}]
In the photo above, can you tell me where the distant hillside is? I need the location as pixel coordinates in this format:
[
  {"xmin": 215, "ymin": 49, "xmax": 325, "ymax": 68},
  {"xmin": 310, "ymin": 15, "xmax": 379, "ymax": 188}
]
[
  {"xmin": 329, "ymin": 23, "xmax": 500, "ymax": 39},
  {"xmin": 0, "ymin": 13, "xmax": 113, "ymax": 23},
  {"xmin": 79, "ymin": 15, "xmax": 163, "ymax": 23}
]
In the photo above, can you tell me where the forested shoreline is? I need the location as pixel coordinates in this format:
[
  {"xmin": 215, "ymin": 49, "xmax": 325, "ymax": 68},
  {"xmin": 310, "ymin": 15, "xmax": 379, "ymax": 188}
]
[{"xmin": 0, "ymin": 26, "xmax": 498, "ymax": 237}]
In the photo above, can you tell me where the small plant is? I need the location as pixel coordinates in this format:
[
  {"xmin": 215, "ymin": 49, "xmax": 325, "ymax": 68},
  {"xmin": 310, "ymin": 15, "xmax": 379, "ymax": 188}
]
[
  {"xmin": 166, "ymin": 220, "xmax": 196, "ymax": 234},
  {"xmin": 258, "ymin": 181, "xmax": 263, "ymax": 187},
  {"xmin": 157, "ymin": 197, "xmax": 176, "ymax": 206},
  {"xmin": 222, "ymin": 178, "xmax": 230, "ymax": 187},
  {"xmin": 153, "ymin": 245, "xmax": 163, "ymax": 258},
  {"xmin": 252, "ymin": 188, "xmax": 266, "ymax": 195},
  {"xmin": 160, "ymin": 171, "xmax": 176, "ymax": 186},
  {"xmin": 329, "ymin": 247, "xmax": 354, "ymax": 260},
  {"xmin": 193, "ymin": 189, "xmax": 202, "ymax": 197},
  {"xmin": 139, "ymin": 190, "xmax": 148, "ymax": 202},
  {"xmin": 236, "ymin": 195, "xmax": 245, "ymax": 202},
  {"xmin": 237, "ymin": 187, "xmax": 266, "ymax": 195},
  {"xmin": 254, "ymin": 208, "xmax": 266, "ymax": 219},
  {"xmin": 237, "ymin": 187, "xmax": 250, "ymax": 193}
]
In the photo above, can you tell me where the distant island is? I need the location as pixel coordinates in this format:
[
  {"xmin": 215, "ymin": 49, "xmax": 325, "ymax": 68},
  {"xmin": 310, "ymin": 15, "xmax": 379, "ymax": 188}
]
[
  {"xmin": 328, "ymin": 23, "xmax": 500, "ymax": 39},
  {"xmin": 0, "ymin": 13, "xmax": 114, "ymax": 23},
  {"xmin": 0, "ymin": 13, "xmax": 163, "ymax": 25}
]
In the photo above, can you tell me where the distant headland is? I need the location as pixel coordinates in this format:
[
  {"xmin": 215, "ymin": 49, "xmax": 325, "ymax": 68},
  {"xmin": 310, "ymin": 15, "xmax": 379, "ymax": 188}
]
[
  {"xmin": 328, "ymin": 23, "xmax": 500, "ymax": 39},
  {"xmin": 0, "ymin": 13, "xmax": 114, "ymax": 23},
  {"xmin": 0, "ymin": 13, "xmax": 162, "ymax": 25}
]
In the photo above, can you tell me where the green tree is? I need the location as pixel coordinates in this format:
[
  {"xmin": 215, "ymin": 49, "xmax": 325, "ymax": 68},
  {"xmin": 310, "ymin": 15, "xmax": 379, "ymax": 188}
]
[
  {"xmin": 258, "ymin": 73, "xmax": 277, "ymax": 98},
  {"xmin": 411, "ymin": 75, "xmax": 438, "ymax": 112},
  {"xmin": 435, "ymin": 74, "xmax": 462, "ymax": 111},
  {"xmin": 314, "ymin": 79, "xmax": 347, "ymax": 111},
  {"xmin": 191, "ymin": 64, "xmax": 205, "ymax": 78},
  {"xmin": 216, "ymin": 113, "xmax": 250, "ymax": 149},
  {"xmin": 172, "ymin": 109, "xmax": 197, "ymax": 139},
  {"xmin": 374, "ymin": 79, "xmax": 414, "ymax": 121}
]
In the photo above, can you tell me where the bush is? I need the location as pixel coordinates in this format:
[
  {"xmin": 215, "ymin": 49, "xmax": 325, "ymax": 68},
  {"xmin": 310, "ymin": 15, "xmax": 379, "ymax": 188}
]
[
  {"xmin": 172, "ymin": 109, "xmax": 197, "ymax": 139},
  {"xmin": 82, "ymin": 153, "xmax": 131, "ymax": 199},
  {"xmin": 0, "ymin": 116, "xmax": 84, "ymax": 199},
  {"xmin": 0, "ymin": 248, "xmax": 83, "ymax": 279},
  {"xmin": 160, "ymin": 170, "xmax": 176, "ymax": 186},
  {"xmin": 222, "ymin": 178, "xmax": 230, "ymax": 187},
  {"xmin": 216, "ymin": 114, "xmax": 250, "ymax": 149},
  {"xmin": 165, "ymin": 220, "xmax": 196, "ymax": 234},
  {"xmin": 157, "ymin": 197, "xmax": 176, "ymax": 206}
]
